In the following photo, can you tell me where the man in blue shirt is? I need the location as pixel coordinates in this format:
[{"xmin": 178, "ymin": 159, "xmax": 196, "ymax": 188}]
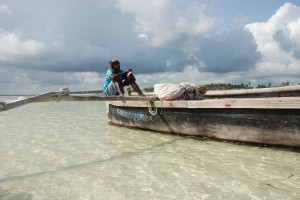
[{"xmin": 103, "ymin": 59, "xmax": 145, "ymax": 96}]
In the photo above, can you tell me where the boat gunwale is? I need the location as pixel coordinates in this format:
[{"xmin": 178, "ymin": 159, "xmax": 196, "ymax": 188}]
[{"xmin": 106, "ymin": 96, "xmax": 300, "ymax": 109}]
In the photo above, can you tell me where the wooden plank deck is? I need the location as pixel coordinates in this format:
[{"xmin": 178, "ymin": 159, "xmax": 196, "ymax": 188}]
[
  {"xmin": 204, "ymin": 85, "xmax": 300, "ymax": 98},
  {"xmin": 107, "ymin": 97, "xmax": 300, "ymax": 109}
]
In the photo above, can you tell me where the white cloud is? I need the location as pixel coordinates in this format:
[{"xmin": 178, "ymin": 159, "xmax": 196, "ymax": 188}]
[
  {"xmin": 115, "ymin": 0, "xmax": 216, "ymax": 47},
  {"xmin": 0, "ymin": 1, "xmax": 299, "ymax": 95},
  {"xmin": 71, "ymin": 72, "xmax": 101, "ymax": 85},
  {"xmin": 0, "ymin": 4, "xmax": 11, "ymax": 15},
  {"xmin": 137, "ymin": 33, "xmax": 149, "ymax": 41},
  {"xmin": 0, "ymin": 32, "xmax": 46, "ymax": 61},
  {"xmin": 246, "ymin": 3, "xmax": 300, "ymax": 74},
  {"xmin": 0, "ymin": 68, "xmax": 102, "ymax": 95},
  {"xmin": 175, "ymin": 2, "xmax": 215, "ymax": 35}
]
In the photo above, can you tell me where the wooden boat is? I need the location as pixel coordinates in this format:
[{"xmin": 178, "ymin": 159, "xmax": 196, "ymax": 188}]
[
  {"xmin": 106, "ymin": 85, "xmax": 300, "ymax": 148},
  {"xmin": 1, "ymin": 86, "xmax": 300, "ymax": 148}
]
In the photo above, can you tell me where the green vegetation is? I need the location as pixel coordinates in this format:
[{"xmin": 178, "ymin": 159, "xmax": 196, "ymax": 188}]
[
  {"xmin": 143, "ymin": 87, "xmax": 155, "ymax": 92},
  {"xmin": 204, "ymin": 83, "xmax": 253, "ymax": 90}
]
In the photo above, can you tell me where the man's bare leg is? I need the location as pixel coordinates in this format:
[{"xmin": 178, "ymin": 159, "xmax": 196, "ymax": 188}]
[
  {"xmin": 113, "ymin": 81, "xmax": 125, "ymax": 96},
  {"xmin": 130, "ymin": 82, "xmax": 145, "ymax": 96}
]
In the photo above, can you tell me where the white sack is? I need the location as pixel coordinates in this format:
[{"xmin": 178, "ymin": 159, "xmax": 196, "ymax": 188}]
[
  {"xmin": 154, "ymin": 82, "xmax": 206, "ymax": 101},
  {"xmin": 154, "ymin": 83, "xmax": 185, "ymax": 100}
]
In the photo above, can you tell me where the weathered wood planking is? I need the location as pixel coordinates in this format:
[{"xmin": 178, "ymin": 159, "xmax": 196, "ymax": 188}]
[
  {"xmin": 107, "ymin": 91, "xmax": 300, "ymax": 147},
  {"xmin": 1, "ymin": 85, "xmax": 300, "ymax": 112},
  {"xmin": 107, "ymin": 104, "xmax": 300, "ymax": 147},
  {"xmin": 57, "ymin": 95, "xmax": 154, "ymax": 102},
  {"xmin": 107, "ymin": 97, "xmax": 300, "ymax": 109},
  {"xmin": 0, "ymin": 90, "xmax": 68, "ymax": 112},
  {"xmin": 0, "ymin": 92, "xmax": 153, "ymax": 112},
  {"xmin": 203, "ymin": 85, "xmax": 300, "ymax": 98}
]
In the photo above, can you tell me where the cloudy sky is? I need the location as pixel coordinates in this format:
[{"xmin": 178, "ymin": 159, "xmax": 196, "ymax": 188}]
[{"xmin": 0, "ymin": 0, "xmax": 299, "ymax": 94}]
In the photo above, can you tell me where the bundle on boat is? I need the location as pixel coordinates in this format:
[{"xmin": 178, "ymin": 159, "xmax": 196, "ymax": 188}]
[{"xmin": 154, "ymin": 82, "xmax": 206, "ymax": 100}]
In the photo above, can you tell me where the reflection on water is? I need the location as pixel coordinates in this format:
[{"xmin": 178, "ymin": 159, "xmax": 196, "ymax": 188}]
[{"xmin": 0, "ymin": 100, "xmax": 299, "ymax": 199}]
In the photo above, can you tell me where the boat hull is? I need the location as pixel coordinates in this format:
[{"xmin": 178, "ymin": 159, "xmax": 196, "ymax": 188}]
[{"xmin": 107, "ymin": 104, "xmax": 300, "ymax": 147}]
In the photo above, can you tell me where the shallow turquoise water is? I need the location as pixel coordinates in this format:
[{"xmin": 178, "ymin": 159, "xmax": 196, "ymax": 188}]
[{"xmin": 0, "ymin": 100, "xmax": 299, "ymax": 199}]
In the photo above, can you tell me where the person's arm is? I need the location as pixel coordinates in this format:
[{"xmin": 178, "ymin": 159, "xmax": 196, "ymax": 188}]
[{"xmin": 109, "ymin": 69, "xmax": 132, "ymax": 82}]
